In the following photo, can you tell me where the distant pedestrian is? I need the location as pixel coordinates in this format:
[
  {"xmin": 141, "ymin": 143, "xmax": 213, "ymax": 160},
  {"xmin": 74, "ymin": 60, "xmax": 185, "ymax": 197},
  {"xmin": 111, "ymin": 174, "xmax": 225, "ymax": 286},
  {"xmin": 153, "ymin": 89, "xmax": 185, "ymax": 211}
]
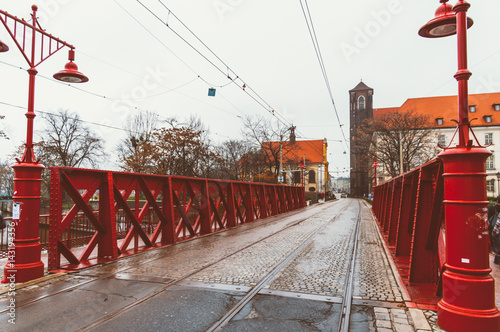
[
  {"xmin": 488, "ymin": 196, "xmax": 500, "ymax": 264},
  {"xmin": 0, "ymin": 213, "xmax": 5, "ymax": 230}
]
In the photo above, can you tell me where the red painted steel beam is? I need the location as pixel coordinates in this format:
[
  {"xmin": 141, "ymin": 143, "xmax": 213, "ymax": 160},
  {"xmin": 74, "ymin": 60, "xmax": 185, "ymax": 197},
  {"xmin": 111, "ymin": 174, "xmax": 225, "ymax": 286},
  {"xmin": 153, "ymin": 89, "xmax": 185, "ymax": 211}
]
[
  {"xmin": 158, "ymin": 178, "xmax": 175, "ymax": 244},
  {"xmin": 388, "ymin": 179, "xmax": 402, "ymax": 244},
  {"xmin": 395, "ymin": 175, "xmax": 415, "ymax": 257},
  {"xmin": 225, "ymin": 183, "xmax": 237, "ymax": 227},
  {"xmin": 409, "ymin": 167, "xmax": 437, "ymax": 283},
  {"xmin": 48, "ymin": 168, "xmax": 62, "ymax": 271},
  {"xmin": 97, "ymin": 172, "xmax": 119, "ymax": 261},
  {"xmin": 245, "ymin": 184, "xmax": 254, "ymax": 223}
]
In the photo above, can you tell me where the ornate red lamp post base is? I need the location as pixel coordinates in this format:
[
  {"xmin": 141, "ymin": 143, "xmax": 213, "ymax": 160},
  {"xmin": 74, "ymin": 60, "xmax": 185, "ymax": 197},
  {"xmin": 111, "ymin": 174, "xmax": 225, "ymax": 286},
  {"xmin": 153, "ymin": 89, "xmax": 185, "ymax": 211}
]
[
  {"xmin": 3, "ymin": 163, "xmax": 45, "ymax": 283},
  {"xmin": 438, "ymin": 146, "xmax": 500, "ymax": 331}
]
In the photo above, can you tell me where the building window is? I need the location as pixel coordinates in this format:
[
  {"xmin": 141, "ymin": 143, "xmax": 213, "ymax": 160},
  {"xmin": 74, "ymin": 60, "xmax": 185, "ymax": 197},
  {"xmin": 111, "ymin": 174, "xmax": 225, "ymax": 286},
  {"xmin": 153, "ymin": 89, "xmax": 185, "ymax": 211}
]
[
  {"xmin": 438, "ymin": 134, "xmax": 446, "ymax": 146},
  {"xmin": 484, "ymin": 115, "xmax": 492, "ymax": 123},
  {"xmin": 308, "ymin": 170, "xmax": 316, "ymax": 183},
  {"xmin": 487, "ymin": 179, "xmax": 495, "ymax": 193},
  {"xmin": 469, "ymin": 105, "xmax": 476, "ymax": 112},
  {"xmin": 485, "ymin": 133, "xmax": 493, "ymax": 145},
  {"xmin": 493, "ymin": 104, "xmax": 500, "ymax": 111},
  {"xmin": 486, "ymin": 155, "xmax": 495, "ymax": 170},
  {"xmin": 358, "ymin": 96, "xmax": 365, "ymax": 110},
  {"xmin": 436, "ymin": 118, "xmax": 443, "ymax": 126}
]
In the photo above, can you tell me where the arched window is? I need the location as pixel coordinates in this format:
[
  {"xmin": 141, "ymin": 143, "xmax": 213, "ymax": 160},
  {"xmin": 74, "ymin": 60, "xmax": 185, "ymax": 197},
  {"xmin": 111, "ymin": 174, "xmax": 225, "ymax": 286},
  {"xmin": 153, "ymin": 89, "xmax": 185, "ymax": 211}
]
[
  {"xmin": 358, "ymin": 96, "xmax": 365, "ymax": 110},
  {"xmin": 308, "ymin": 170, "xmax": 316, "ymax": 183}
]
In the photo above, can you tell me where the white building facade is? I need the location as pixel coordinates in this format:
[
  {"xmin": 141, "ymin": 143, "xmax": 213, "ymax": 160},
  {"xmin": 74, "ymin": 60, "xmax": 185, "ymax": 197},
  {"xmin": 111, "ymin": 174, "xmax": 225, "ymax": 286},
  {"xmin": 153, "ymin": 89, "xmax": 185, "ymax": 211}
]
[{"xmin": 374, "ymin": 92, "xmax": 500, "ymax": 198}]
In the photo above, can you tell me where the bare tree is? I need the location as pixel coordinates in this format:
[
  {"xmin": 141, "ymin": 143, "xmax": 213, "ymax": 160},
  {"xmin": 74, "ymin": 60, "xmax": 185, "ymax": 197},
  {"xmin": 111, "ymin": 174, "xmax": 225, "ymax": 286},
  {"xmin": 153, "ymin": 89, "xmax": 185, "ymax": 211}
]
[
  {"xmin": 117, "ymin": 111, "xmax": 159, "ymax": 173},
  {"xmin": 241, "ymin": 115, "xmax": 297, "ymax": 180},
  {"xmin": 37, "ymin": 109, "xmax": 105, "ymax": 168},
  {"xmin": 0, "ymin": 159, "xmax": 13, "ymax": 194},
  {"xmin": 124, "ymin": 116, "xmax": 219, "ymax": 177},
  {"xmin": 356, "ymin": 109, "xmax": 438, "ymax": 178},
  {"xmin": 212, "ymin": 139, "xmax": 258, "ymax": 181},
  {"xmin": 0, "ymin": 115, "xmax": 7, "ymax": 140}
]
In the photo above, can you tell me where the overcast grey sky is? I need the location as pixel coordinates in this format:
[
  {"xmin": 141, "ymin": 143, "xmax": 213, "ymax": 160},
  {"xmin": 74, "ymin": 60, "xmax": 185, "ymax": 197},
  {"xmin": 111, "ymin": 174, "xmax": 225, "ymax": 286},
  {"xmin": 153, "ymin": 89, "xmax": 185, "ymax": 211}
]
[{"xmin": 1, "ymin": 0, "xmax": 499, "ymax": 175}]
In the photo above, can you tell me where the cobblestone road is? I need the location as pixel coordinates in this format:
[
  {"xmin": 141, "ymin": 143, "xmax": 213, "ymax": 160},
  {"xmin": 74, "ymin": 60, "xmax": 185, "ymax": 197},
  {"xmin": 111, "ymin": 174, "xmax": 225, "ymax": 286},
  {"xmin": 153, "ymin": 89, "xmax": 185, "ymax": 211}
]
[
  {"xmin": 354, "ymin": 205, "xmax": 403, "ymax": 303},
  {"xmin": 267, "ymin": 200, "xmax": 356, "ymax": 296}
]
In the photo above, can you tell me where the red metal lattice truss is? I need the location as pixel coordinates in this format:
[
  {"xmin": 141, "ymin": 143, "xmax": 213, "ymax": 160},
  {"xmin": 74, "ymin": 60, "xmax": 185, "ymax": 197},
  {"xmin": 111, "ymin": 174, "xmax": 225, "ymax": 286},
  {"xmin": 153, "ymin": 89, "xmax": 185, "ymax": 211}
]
[
  {"xmin": 48, "ymin": 167, "xmax": 305, "ymax": 271},
  {"xmin": 372, "ymin": 158, "xmax": 444, "ymax": 308}
]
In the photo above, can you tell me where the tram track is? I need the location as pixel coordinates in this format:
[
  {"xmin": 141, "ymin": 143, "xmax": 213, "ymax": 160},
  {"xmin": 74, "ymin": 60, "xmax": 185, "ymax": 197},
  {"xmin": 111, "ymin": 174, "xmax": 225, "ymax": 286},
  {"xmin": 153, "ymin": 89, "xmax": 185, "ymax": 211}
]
[
  {"xmin": 0, "ymin": 199, "xmax": 369, "ymax": 332},
  {"xmin": 336, "ymin": 200, "xmax": 361, "ymax": 332},
  {"xmin": 79, "ymin": 200, "xmax": 351, "ymax": 332},
  {"xmin": 206, "ymin": 201, "xmax": 352, "ymax": 332},
  {"xmin": 0, "ymin": 203, "xmax": 338, "ymax": 316},
  {"xmin": 0, "ymin": 200, "xmax": 349, "ymax": 330},
  {"xmin": 204, "ymin": 199, "xmax": 362, "ymax": 332}
]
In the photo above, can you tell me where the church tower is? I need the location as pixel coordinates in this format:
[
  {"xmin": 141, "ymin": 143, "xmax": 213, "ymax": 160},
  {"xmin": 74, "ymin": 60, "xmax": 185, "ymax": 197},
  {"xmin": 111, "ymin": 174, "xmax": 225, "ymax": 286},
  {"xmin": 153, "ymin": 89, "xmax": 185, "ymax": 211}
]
[{"xmin": 349, "ymin": 81, "xmax": 374, "ymax": 197}]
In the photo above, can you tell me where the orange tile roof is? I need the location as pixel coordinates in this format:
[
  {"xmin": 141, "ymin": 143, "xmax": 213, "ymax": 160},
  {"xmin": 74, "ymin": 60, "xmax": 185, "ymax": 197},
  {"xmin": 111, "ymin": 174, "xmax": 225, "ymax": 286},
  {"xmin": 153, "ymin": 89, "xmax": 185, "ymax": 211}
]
[
  {"xmin": 374, "ymin": 92, "xmax": 500, "ymax": 128},
  {"xmin": 373, "ymin": 107, "xmax": 399, "ymax": 115},
  {"xmin": 263, "ymin": 140, "xmax": 324, "ymax": 164}
]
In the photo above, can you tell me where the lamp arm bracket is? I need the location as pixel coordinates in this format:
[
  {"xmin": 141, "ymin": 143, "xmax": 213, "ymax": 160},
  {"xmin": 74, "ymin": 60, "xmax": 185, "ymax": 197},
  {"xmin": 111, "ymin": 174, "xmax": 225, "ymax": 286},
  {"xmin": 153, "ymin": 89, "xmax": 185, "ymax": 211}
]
[
  {"xmin": 440, "ymin": 122, "xmax": 460, "ymax": 150},
  {"xmin": 467, "ymin": 120, "xmax": 487, "ymax": 148},
  {"xmin": 0, "ymin": 9, "xmax": 74, "ymax": 67}
]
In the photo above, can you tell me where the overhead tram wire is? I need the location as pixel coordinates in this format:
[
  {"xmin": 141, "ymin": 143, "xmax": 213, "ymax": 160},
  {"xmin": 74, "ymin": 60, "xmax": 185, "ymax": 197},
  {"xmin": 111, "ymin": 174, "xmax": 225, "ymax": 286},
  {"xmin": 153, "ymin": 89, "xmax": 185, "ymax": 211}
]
[
  {"xmin": 136, "ymin": 0, "xmax": 293, "ymax": 128},
  {"xmin": 137, "ymin": 1, "xmax": 332, "ymax": 158},
  {"xmin": 155, "ymin": 0, "xmax": 293, "ymax": 127},
  {"xmin": 113, "ymin": 0, "xmax": 258, "ymax": 121},
  {"xmin": 0, "ymin": 101, "xmax": 129, "ymax": 134},
  {"xmin": 0, "ymin": 59, "xmax": 199, "ymax": 102},
  {"xmin": 114, "ymin": 1, "xmax": 328, "ymax": 156},
  {"xmin": 0, "ymin": 58, "xmax": 245, "ymax": 123},
  {"xmin": 300, "ymin": 0, "xmax": 348, "ymax": 147},
  {"xmin": 113, "ymin": 0, "xmax": 198, "ymax": 77},
  {"xmin": 299, "ymin": 0, "xmax": 349, "ymax": 150}
]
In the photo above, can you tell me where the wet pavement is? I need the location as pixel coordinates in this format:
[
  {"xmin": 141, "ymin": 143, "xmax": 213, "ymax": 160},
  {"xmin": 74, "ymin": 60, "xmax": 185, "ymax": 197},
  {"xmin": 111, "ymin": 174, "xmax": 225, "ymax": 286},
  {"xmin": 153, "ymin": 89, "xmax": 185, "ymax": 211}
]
[{"xmin": 0, "ymin": 199, "xmax": 461, "ymax": 331}]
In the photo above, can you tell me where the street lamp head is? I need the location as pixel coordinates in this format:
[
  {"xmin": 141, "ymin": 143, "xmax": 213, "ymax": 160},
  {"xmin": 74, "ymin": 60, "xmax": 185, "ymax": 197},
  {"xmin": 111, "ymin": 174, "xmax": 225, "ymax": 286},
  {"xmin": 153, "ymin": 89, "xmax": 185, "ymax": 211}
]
[
  {"xmin": 0, "ymin": 40, "xmax": 8, "ymax": 52},
  {"xmin": 53, "ymin": 49, "xmax": 88, "ymax": 83},
  {"xmin": 418, "ymin": 0, "xmax": 473, "ymax": 38},
  {"xmin": 496, "ymin": 171, "xmax": 500, "ymax": 180},
  {"xmin": 54, "ymin": 61, "xmax": 89, "ymax": 83}
]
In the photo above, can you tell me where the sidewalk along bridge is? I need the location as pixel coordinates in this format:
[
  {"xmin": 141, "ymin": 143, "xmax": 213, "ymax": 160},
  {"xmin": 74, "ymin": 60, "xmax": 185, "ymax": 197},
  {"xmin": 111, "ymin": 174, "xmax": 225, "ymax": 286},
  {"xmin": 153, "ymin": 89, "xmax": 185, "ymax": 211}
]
[{"xmin": 45, "ymin": 167, "xmax": 305, "ymax": 272}]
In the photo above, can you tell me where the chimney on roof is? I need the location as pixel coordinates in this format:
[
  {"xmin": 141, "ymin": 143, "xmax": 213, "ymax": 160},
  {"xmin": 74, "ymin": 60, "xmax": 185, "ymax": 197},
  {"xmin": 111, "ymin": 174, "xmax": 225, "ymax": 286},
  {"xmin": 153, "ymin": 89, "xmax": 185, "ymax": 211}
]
[{"xmin": 290, "ymin": 126, "xmax": 296, "ymax": 144}]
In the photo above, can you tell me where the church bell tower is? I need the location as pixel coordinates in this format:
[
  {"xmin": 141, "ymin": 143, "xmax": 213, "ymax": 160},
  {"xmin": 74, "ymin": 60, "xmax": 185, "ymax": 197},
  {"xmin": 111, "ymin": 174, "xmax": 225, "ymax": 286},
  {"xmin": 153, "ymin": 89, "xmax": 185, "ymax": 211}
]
[{"xmin": 349, "ymin": 81, "xmax": 373, "ymax": 197}]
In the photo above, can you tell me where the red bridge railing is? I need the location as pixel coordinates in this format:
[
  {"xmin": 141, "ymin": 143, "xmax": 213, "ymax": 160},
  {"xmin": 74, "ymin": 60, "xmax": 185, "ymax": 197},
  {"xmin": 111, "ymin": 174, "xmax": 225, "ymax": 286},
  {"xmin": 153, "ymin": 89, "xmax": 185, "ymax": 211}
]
[
  {"xmin": 48, "ymin": 167, "xmax": 305, "ymax": 271},
  {"xmin": 372, "ymin": 158, "xmax": 445, "ymax": 306}
]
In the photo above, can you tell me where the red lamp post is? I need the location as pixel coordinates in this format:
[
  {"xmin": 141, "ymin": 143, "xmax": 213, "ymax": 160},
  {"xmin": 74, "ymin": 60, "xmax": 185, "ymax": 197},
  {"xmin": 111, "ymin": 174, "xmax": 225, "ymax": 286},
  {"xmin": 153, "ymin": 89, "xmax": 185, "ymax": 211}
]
[
  {"xmin": 419, "ymin": 1, "xmax": 500, "ymax": 330},
  {"xmin": 0, "ymin": 5, "xmax": 88, "ymax": 283},
  {"xmin": 299, "ymin": 158, "xmax": 306, "ymax": 187},
  {"xmin": 372, "ymin": 156, "xmax": 378, "ymax": 187}
]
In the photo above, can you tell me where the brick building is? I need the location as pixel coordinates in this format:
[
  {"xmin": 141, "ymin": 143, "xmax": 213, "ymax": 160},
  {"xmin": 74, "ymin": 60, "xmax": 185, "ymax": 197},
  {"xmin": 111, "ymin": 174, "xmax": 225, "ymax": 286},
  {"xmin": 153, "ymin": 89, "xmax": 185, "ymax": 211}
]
[{"xmin": 349, "ymin": 81, "xmax": 374, "ymax": 197}]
